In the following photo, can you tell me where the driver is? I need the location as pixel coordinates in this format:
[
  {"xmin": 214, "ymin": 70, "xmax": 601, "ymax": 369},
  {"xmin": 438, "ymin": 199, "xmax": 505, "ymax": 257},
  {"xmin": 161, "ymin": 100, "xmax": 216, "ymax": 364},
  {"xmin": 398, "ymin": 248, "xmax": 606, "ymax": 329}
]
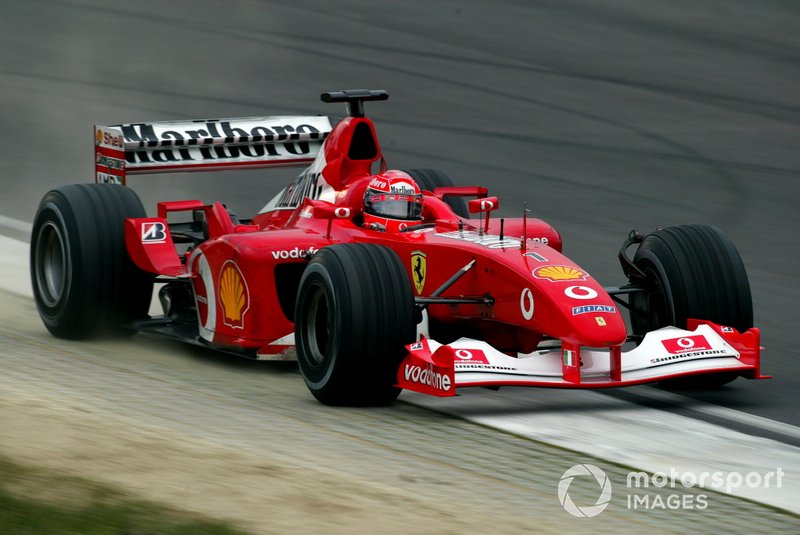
[{"xmin": 362, "ymin": 170, "xmax": 424, "ymax": 232}]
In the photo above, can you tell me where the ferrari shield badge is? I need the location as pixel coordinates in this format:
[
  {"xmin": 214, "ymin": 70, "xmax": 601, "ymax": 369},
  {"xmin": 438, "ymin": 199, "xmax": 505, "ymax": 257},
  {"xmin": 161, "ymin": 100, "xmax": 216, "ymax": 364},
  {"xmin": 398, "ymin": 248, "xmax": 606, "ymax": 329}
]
[{"xmin": 411, "ymin": 251, "xmax": 426, "ymax": 294}]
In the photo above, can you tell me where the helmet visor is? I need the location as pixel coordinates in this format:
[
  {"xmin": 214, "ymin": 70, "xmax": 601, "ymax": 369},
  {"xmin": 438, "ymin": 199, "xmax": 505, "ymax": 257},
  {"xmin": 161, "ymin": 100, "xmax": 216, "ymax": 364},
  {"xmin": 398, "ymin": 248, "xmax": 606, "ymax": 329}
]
[{"xmin": 365, "ymin": 193, "xmax": 423, "ymax": 220}]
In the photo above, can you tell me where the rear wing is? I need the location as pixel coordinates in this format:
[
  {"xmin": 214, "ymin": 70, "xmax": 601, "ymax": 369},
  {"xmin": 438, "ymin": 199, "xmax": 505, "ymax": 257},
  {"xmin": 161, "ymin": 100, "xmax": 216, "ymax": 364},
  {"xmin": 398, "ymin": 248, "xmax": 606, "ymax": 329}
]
[{"xmin": 94, "ymin": 116, "xmax": 335, "ymax": 185}]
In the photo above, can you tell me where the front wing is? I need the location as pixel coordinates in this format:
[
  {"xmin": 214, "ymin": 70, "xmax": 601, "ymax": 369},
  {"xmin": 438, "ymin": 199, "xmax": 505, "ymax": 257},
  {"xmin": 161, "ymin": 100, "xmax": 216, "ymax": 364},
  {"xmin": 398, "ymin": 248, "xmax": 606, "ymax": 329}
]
[{"xmin": 396, "ymin": 320, "xmax": 767, "ymax": 397}]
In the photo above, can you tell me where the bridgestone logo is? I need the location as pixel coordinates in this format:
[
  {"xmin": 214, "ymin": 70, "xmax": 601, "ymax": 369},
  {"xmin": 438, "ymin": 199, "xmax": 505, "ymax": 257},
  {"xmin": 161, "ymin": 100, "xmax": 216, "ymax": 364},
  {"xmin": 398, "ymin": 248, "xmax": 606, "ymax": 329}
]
[
  {"xmin": 650, "ymin": 349, "xmax": 728, "ymax": 364},
  {"xmin": 403, "ymin": 364, "xmax": 452, "ymax": 392},
  {"xmin": 96, "ymin": 154, "xmax": 124, "ymax": 170},
  {"xmin": 141, "ymin": 222, "xmax": 167, "ymax": 243},
  {"xmin": 454, "ymin": 364, "xmax": 518, "ymax": 371}
]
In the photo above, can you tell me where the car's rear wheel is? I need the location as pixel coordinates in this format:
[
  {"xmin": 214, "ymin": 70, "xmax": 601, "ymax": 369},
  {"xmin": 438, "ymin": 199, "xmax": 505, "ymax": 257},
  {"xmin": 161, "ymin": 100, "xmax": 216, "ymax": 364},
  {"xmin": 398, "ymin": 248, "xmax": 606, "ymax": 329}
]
[
  {"xmin": 403, "ymin": 168, "xmax": 469, "ymax": 219},
  {"xmin": 628, "ymin": 225, "xmax": 752, "ymax": 389},
  {"xmin": 30, "ymin": 184, "xmax": 153, "ymax": 338},
  {"xmin": 294, "ymin": 243, "xmax": 416, "ymax": 405}
]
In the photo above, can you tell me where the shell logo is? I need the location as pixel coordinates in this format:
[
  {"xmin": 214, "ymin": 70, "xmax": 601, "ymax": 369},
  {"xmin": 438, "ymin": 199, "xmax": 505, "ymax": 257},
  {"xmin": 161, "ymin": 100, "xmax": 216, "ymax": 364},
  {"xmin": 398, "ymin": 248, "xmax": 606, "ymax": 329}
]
[
  {"xmin": 532, "ymin": 265, "xmax": 587, "ymax": 282},
  {"xmin": 218, "ymin": 261, "xmax": 250, "ymax": 329}
]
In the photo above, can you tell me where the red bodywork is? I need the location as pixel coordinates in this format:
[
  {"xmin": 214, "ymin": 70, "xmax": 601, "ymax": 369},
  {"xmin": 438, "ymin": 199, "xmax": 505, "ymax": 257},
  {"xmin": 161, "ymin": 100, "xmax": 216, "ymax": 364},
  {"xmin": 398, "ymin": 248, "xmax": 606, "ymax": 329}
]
[{"xmin": 112, "ymin": 106, "xmax": 766, "ymax": 396}]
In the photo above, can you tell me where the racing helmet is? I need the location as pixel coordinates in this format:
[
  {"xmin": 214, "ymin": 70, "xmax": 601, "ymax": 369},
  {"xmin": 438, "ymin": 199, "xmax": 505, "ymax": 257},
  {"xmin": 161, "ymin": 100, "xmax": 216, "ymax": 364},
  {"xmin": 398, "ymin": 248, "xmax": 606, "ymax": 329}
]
[{"xmin": 362, "ymin": 170, "xmax": 424, "ymax": 232}]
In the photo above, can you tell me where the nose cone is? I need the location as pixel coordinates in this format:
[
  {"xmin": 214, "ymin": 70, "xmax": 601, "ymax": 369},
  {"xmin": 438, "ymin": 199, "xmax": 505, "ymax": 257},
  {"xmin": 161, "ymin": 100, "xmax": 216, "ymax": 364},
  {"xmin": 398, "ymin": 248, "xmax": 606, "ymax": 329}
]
[
  {"xmin": 514, "ymin": 251, "xmax": 629, "ymax": 348},
  {"xmin": 567, "ymin": 302, "xmax": 628, "ymax": 347}
]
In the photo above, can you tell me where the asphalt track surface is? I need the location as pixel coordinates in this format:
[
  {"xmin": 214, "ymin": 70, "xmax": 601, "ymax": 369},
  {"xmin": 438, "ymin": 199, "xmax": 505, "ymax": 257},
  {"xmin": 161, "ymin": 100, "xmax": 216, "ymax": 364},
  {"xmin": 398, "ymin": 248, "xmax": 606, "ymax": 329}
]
[{"xmin": 1, "ymin": 0, "xmax": 799, "ymax": 530}]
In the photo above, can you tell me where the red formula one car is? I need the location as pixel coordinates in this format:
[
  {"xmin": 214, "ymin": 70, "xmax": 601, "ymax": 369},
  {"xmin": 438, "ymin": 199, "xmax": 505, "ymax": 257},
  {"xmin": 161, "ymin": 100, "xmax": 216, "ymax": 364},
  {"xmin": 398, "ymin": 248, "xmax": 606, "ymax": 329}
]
[{"xmin": 30, "ymin": 90, "xmax": 768, "ymax": 405}]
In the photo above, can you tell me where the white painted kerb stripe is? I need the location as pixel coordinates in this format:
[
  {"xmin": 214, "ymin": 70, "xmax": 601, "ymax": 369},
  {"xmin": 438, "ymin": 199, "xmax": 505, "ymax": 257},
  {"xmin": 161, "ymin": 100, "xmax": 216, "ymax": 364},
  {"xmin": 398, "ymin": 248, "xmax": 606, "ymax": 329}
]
[
  {"xmin": 0, "ymin": 234, "xmax": 32, "ymax": 299},
  {"xmin": 0, "ymin": 214, "xmax": 31, "ymax": 234},
  {"xmin": 403, "ymin": 388, "xmax": 800, "ymax": 514}
]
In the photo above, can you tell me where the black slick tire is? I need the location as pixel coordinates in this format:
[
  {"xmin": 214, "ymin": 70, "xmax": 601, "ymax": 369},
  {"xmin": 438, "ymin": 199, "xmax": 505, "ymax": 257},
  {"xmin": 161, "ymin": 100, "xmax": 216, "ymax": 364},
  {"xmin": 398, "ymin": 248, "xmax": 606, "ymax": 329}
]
[
  {"xmin": 30, "ymin": 184, "xmax": 153, "ymax": 338},
  {"xmin": 629, "ymin": 224, "xmax": 752, "ymax": 389},
  {"xmin": 294, "ymin": 243, "xmax": 415, "ymax": 406},
  {"xmin": 403, "ymin": 168, "xmax": 469, "ymax": 219}
]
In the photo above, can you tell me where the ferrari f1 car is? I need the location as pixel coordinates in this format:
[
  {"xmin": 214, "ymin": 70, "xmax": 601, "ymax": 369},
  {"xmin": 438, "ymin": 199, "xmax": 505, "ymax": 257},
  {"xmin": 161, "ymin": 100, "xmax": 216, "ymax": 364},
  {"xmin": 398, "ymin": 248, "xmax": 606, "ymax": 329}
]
[{"xmin": 30, "ymin": 89, "xmax": 767, "ymax": 405}]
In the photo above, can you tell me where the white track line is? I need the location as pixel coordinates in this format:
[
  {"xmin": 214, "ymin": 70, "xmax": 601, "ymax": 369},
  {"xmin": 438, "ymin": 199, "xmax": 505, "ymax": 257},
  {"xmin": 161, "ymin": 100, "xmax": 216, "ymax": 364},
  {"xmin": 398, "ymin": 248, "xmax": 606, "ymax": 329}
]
[
  {"xmin": 402, "ymin": 388, "xmax": 800, "ymax": 513},
  {"xmin": 618, "ymin": 387, "xmax": 800, "ymax": 442},
  {"xmin": 0, "ymin": 214, "xmax": 31, "ymax": 234},
  {"xmin": 0, "ymin": 232, "xmax": 32, "ymax": 299}
]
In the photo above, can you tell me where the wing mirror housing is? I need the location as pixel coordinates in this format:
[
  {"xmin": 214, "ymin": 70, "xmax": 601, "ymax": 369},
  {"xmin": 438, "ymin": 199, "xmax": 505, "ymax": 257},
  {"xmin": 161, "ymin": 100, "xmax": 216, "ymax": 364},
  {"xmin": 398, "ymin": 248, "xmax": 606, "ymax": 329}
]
[
  {"xmin": 305, "ymin": 199, "xmax": 352, "ymax": 238},
  {"xmin": 468, "ymin": 196, "xmax": 499, "ymax": 234}
]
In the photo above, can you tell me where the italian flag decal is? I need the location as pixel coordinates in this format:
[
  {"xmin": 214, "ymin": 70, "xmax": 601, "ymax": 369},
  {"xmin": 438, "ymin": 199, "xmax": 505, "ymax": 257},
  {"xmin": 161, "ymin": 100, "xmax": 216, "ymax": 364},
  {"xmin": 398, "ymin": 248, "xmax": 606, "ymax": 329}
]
[{"xmin": 563, "ymin": 349, "xmax": 577, "ymax": 367}]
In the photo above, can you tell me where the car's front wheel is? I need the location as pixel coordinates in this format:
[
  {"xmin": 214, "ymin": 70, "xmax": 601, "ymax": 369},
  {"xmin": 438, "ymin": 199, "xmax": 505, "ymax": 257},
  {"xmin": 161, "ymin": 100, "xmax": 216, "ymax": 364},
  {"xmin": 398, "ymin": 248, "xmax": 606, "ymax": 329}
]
[
  {"xmin": 294, "ymin": 243, "xmax": 416, "ymax": 405},
  {"xmin": 627, "ymin": 224, "xmax": 753, "ymax": 389}
]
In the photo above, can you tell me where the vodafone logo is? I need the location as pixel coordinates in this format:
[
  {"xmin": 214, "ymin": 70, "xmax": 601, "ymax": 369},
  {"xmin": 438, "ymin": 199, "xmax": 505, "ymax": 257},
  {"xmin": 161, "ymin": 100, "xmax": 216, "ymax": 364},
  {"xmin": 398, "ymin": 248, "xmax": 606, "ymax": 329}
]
[
  {"xmin": 453, "ymin": 349, "xmax": 489, "ymax": 364},
  {"xmin": 403, "ymin": 363, "xmax": 452, "ymax": 392},
  {"xmin": 564, "ymin": 286, "xmax": 597, "ymax": 300},
  {"xmin": 334, "ymin": 207, "xmax": 351, "ymax": 218},
  {"xmin": 564, "ymin": 286, "xmax": 598, "ymax": 300},
  {"xmin": 271, "ymin": 246, "xmax": 318, "ymax": 260},
  {"xmin": 520, "ymin": 288, "xmax": 534, "ymax": 320},
  {"xmin": 480, "ymin": 199, "xmax": 495, "ymax": 211},
  {"xmin": 661, "ymin": 335, "xmax": 712, "ymax": 354}
]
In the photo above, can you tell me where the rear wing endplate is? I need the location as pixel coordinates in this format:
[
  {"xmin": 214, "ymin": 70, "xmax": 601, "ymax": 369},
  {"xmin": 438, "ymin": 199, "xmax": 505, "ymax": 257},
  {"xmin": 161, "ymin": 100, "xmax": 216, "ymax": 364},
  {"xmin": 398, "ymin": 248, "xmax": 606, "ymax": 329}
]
[{"xmin": 94, "ymin": 116, "xmax": 335, "ymax": 185}]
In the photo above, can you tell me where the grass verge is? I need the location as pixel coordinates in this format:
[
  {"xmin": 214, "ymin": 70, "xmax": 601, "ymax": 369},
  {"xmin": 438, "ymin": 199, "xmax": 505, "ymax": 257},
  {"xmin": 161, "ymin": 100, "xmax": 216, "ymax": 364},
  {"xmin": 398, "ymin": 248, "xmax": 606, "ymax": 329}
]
[{"xmin": 0, "ymin": 454, "xmax": 249, "ymax": 535}]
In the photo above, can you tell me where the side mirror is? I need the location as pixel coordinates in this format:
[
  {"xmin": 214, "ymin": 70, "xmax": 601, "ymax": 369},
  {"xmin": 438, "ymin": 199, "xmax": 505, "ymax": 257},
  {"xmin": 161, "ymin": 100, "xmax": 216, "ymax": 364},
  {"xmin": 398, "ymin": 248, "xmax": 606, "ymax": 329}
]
[
  {"xmin": 468, "ymin": 196, "xmax": 499, "ymax": 214},
  {"xmin": 306, "ymin": 199, "xmax": 352, "ymax": 238},
  {"xmin": 309, "ymin": 201, "xmax": 351, "ymax": 220},
  {"xmin": 468, "ymin": 196, "xmax": 499, "ymax": 235}
]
